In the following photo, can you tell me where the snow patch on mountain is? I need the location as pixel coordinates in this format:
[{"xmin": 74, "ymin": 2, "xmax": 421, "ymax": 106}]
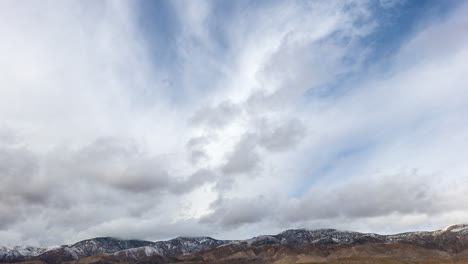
[
  {"xmin": 2, "ymin": 224, "xmax": 468, "ymax": 262},
  {"xmin": 442, "ymin": 224, "xmax": 468, "ymax": 233}
]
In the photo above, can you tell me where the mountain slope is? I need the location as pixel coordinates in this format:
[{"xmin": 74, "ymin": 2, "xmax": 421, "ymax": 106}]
[{"xmin": 2, "ymin": 224, "xmax": 468, "ymax": 264}]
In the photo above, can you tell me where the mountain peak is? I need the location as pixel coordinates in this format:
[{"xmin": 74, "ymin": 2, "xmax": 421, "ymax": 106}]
[
  {"xmin": 3, "ymin": 224, "xmax": 468, "ymax": 264},
  {"xmin": 173, "ymin": 236, "xmax": 215, "ymax": 241},
  {"xmin": 442, "ymin": 224, "xmax": 468, "ymax": 232}
]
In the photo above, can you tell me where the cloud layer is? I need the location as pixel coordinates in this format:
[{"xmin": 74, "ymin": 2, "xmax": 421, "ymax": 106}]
[{"xmin": 1, "ymin": 0, "xmax": 468, "ymax": 246}]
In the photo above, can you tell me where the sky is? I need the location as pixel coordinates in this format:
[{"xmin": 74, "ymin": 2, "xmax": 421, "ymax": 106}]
[{"xmin": 1, "ymin": 0, "xmax": 468, "ymax": 246}]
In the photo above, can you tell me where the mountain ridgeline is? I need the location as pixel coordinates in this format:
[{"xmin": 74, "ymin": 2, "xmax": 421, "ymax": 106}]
[{"xmin": 2, "ymin": 224, "xmax": 468, "ymax": 264}]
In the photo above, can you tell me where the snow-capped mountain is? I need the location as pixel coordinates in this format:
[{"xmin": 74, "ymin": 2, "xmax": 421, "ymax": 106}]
[
  {"xmin": 241, "ymin": 224, "xmax": 468, "ymax": 252},
  {"xmin": 242, "ymin": 228, "xmax": 386, "ymax": 247},
  {"xmin": 113, "ymin": 237, "xmax": 233, "ymax": 259},
  {"xmin": 16, "ymin": 236, "xmax": 232, "ymax": 263},
  {"xmin": 387, "ymin": 224, "xmax": 468, "ymax": 252},
  {"xmin": 63, "ymin": 237, "xmax": 155, "ymax": 258},
  {"xmin": 0, "ymin": 245, "xmax": 59, "ymax": 262},
  {"xmin": 2, "ymin": 224, "xmax": 468, "ymax": 263}
]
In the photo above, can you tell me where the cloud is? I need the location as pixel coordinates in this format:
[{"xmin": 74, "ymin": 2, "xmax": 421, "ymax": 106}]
[
  {"xmin": 284, "ymin": 171, "xmax": 441, "ymax": 222},
  {"xmin": 170, "ymin": 169, "xmax": 216, "ymax": 194},
  {"xmin": 0, "ymin": 134, "xmax": 216, "ymax": 244},
  {"xmin": 201, "ymin": 170, "xmax": 468, "ymax": 235},
  {"xmin": 69, "ymin": 138, "xmax": 172, "ymax": 193},
  {"xmin": 1, "ymin": 0, "xmax": 468, "ymax": 246},
  {"xmin": 219, "ymin": 118, "xmax": 306, "ymax": 176},
  {"xmin": 379, "ymin": 0, "xmax": 406, "ymax": 9},
  {"xmin": 0, "ymin": 144, "xmax": 48, "ymax": 206},
  {"xmin": 0, "ymin": 126, "xmax": 20, "ymax": 146},
  {"xmin": 186, "ymin": 135, "xmax": 211, "ymax": 165},
  {"xmin": 257, "ymin": 118, "xmax": 306, "ymax": 152},
  {"xmin": 190, "ymin": 101, "xmax": 241, "ymax": 128},
  {"xmin": 221, "ymin": 134, "xmax": 260, "ymax": 175},
  {"xmin": 200, "ymin": 196, "xmax": 276, "ymax": 229}
]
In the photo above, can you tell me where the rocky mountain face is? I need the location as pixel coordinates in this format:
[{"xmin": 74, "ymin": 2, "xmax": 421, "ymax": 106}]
[
  {"xmin": 0, "ymin": 246, "xmax": 57, "ymax": 263},
  {"xmin": 112, "ymin": 236, "xmax": 233, "ymax": 259},
  {"xmin": 1, "ymin": 236, "xmax": 233, "ymax": 264},
  {"xmin": 34, "ymin": 237, "xmax": 156, "ymax": 263},
  {"xmin": 241, "ymin": 224, "xmax": 468, "ymax": 253},
  {"xmin": 2, "ymin": 224, "xmax": 468, "ymax": 264},
  {"xmin": 242, "ymin": 228, "xmax": 387, "ymax": 247}
]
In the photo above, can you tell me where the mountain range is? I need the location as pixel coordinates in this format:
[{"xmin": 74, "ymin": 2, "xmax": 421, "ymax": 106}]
[{"xmin": 2, "ymin": 224, "xmax": 468, "ymax": 264}]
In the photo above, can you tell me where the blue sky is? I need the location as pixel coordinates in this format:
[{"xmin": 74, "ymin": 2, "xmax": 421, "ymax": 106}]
[{"xmin": 1, "ymin": 0, "xmax": 468, "ymax": 246}]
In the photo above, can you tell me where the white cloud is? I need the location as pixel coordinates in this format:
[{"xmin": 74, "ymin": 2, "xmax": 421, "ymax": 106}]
[{"xmin": 1, "ymin": 0, "xmax": 468, "ymax": 246}]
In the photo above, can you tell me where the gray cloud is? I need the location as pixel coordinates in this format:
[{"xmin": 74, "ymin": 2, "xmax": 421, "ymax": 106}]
[
  {"xmin": 190, "ymin": 101, "xmax": 241, "ymax": 128},
  {"xmin": 221, "ymin": 134, "xmax": 260, "ymax": 175},
  {"xmin": 56, "ymin": 137, "xmax": 172, "ymax": 193},
  {"xmin": 201, "ymin": 171, "xmax": 468, "ymax": 233},
  {"xmin": 0, "ymin": 204, "xmax": 21, "ymax": 229},
  {"xmin": 283, "ymin": 171, "xmax": 449, "ymax": 223},
  {"xmin": 0, "ymin": 126, "xmax": 20, "ymax": 146},
  {"xmin": 188, "ymin": 150, "xmax": 208, "ymax": 165},
  {"xmin": 200, "ymin": 196, "xmax": 275, "ymax": 229},
  {"xmin": 186, "ymin": 135, "xmax": 211, "ymax": 165},
  {"xmin": 54, "ymin": 137, "xmax": 215, "ymax": 195},
  {"xmin": 0, "ymin": 147, "xmax": 37, "ymax": 188},
  {"xmin": 186, "ymin": 136, "xmax": 210, "ymax": 149},
  {"xmin": 170, "ymin": 168, "xmax": 216, "ymax": 194},
  {"xmin": 257, "ymin": 118, "xmax": 306, "ymax": 152},
  {"xmin": 0, "ymin": 135, "xmax": 217, "ymax": 243},
  {"xmin": 0, "ymin": 145, "xmax": 50, "ymax": 206},
  {"xmin": 0, "ymin": 141, "xmax": 52, "ymax": 231},
  {"xmin": 217, "ymin": 118, "xmax": 305, "ymax": 180},
  {"xmin": 110, "ymin": 165, "xmax": 170, "ymax": 193},
  {"xmin": 85, "ymin": 217, "xmax": 215, "ymax": 242}
]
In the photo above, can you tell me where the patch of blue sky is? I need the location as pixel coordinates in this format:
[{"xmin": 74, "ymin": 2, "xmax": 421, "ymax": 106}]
[
  {"xmin": 133, "ymin": 1, "xmax": 228, "ymax": 106},
  {"xmin": 291, "ymin": 1, "xmax": 462, "ymax": 199},
  {"xmin": 292, "ymin": 0, "xmax": 462, "ymax": 199},
  {"xmin": 135, "ymin": 1, "xmax": 180, "ymax": 69},
  {"xmin": 130, "ymin": 0, "xmax": 293, "ymax": 105},
  {"xmin": 292, "ymin": 98, "xmax": 462, "ymax": 199},
  {"xmin": 131, "ymin": 1, "xmax": 184, "ymax": 106},
  {"xmin": 303, "ymin": 0, "xmax": 461, "ymax": 101},
  {"xmin": 361, "ymin": 0, "xmax": 460, "ymax": 71},
  {"xmin": 292, "ymin": 134, "xmax": 380, "ymax": 199}
]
